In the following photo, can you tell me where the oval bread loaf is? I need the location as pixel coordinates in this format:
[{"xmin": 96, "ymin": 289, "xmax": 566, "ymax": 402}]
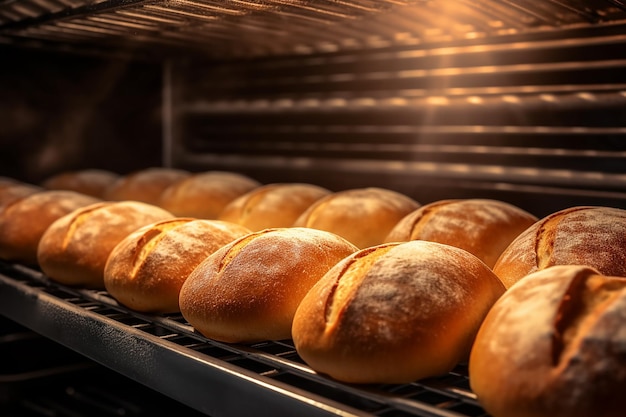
[
  {"xmin": 293, "ymin": 187, "xmax": 420, "ymax": 249},
  {"xmin": 219, "ymin": 183, "xmax": 331, "ymax": 231},
  {"xmin": 105, "ymin": 167, "xmax": 190, "ymax": 205},
  {"xmin": 42, "ymin": 169, "xmax": 120, "ymax": 198},
  {"xmin": 0, "ymin": 182, "xmax": 42, "ymax": 211},
  {"xmin": 493, "ymin": 206, "xmax": 626, "ymax": 288},
  {"xmin": 385, "ymin": 199, "xmax": 537, "ymax": 267},
  {"xmin": 104, "ymin": 218, "xmax": 251, "ymax": 313},
  {"xmin": 292, "ymin": 240, "xmax": 505, "ymax": 384},
  {"xmin": 37, "ymin": 201, "xmax": 174, "ymax": 288},
  {"xmin": 179, "ymin": 227, "xmax": 358, "ymax": 343},
  {"xmin": 469, "ymin": 265, "xmax": 626, "ymax": 417},
  {"xmin": 159, "ymin": 171, "xmax": 261, "ymax": 219},
  {"xmin": 0, "ymin": 190, "xmax": 101, "ymax": 264}
]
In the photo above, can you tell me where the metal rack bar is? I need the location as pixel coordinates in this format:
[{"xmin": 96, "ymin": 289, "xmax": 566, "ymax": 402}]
[{"xmin": 0, "ymin": 261, "xmax": 486, "ymax": 417}]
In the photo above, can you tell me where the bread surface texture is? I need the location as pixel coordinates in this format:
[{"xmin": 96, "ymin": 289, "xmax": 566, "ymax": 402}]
[
  {"xmin": 179, "ymin": 227, "xmax": 358, "ymax": 343},
  {"xmin": 493, "ymin": 206, "xmax": 626, "ymax": 288},
  {"xmin": 292, "ymin": 240, "xmax": 505, "ymax": 384},
  {"xmin": 0, "ymin": 182, "xmax": 42, "ymax": 210},
  {"xmin": 105, "ymin": 167, "xmax": 190, "ymax": 205},
  {"xmin": 293, "ymin": 187, "xmax": 420, "ymax": 249},
  {"xmin": 104, "ymin": 218, "xmax": 251, "ymax": 313},
  {"xmin": 469, "ymin": 265, "xmax": 626, "ymax": 417},
  {"xmin": 219, "ymin": 183, "xmax": 330, "ymax": 231},
  {"xmin": 0, "ymin": 190, "xmax": 100, "ymax": 264},
  {"xmin": 37, "ymin": 201, "xmax": 174, "ymax": 288},
  {"xmin": 42, "ymin": 169, "xmax": 120, "ymax": 198},
  {"xmin": 385, "ymin": 199, "xmax": 537, "ymax": 267},
  {"xmin": 159, "ymin": 171, "xmax": 261, "ymax": 219}
]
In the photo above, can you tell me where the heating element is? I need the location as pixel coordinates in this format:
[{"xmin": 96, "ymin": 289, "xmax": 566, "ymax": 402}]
[{"xmin": 0, "ymin": 260, "xmax": 487, "ymax": 417}]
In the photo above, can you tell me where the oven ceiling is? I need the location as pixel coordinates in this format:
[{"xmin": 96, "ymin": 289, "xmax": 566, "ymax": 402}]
[{"xmin": 1, "ymin": 0, "xmax": 626, "ymax": 58}]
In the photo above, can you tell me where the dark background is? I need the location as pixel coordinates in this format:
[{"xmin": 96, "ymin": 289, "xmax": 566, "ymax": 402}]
[{"xmin": 0, "ymin": 45, "xmax": 162, "ymax": 185}]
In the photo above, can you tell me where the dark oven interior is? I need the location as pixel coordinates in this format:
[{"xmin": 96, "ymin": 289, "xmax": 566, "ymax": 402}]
[{"xmin": 1, "ymin": 1, "xmax": 626, "ymax": 416}]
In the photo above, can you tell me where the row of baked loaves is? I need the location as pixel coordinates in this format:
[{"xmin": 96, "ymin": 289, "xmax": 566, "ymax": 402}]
[{"xmin": 1, "ymin": 168, "xmax": 625, "ymax": 417}]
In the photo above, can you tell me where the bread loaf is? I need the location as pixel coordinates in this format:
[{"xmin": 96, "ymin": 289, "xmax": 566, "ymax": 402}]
[
  {"xmin": 159, "ymin": 171, "xmax": 261, "ymax": 219},
  {"xmin": 219, "ymin": 183, "xmax": 331, "ymax": 231},
  {"xmin": 105, "ymin": 167, "xmax": 189, "ymax": 205},
  {"xmin": 293, "ymin": 187, "xmax": 420, "ymax": 249},
  {"xmin": 37, "ymin": 201, "xmax": 174, "ymax": 288},
  {"xmin": 0, "ymin": 182, "xmax": 42, "ymax": 210},
  {"xmin": 385, "ymin": 199, "xmax": 537, "ymax": 267},
  {"xmin": 0, "ymin": 190, "xmax": 101, "ymax": 264},
  {"xmin": 104, "ymin": 218, "xmax": 251, "ymax": 313},
  {"xmin": 179, "ymin": 227, "xmax": 358, "ymax": 343},
  {"xmin": 292, "ymin": 240, "xmax": 505, "ymax": 384},
  {"xmin": 42, "ymin": 169, "xmax": 120, "ymax": 198},
  {"xmin": 469, "ymin": 265, "xmax": 626, "ymax": 417},
  {"xmin": 493, "ymin": 206, "xmax": 626, "ymax": 288}
]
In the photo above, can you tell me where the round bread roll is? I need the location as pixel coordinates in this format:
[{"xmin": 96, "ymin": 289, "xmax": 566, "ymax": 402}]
[
  {"xmin": 385, "ymin": 199, "xmax": 537, "ymax": 268},
  {"xmin": 0, "ymin": 177, "xmax": 19, "ymax": 186},
  {"xmin": 0, "ymin": 190, "xmax": 101, "ymax": 264},
  {"xmin": 0, "ymin": 182, "xmax": 42, "ymax": 210},
  {"xmin": 42, "ymin": 169, "xmax": 120, "ymax": 198},
  {"xmin": 179, "ymin": 227, "xmax": 358, "ymax": 343},
  {"xmin": 469, "ymin": 265, "xmax": 626, "ymax": 417},
  {"xmin": 104, "ymin": 167, "xmax": 190, "ymax": 205},
  {"xmin": 37, "ymin": 201, "xmax": 174, "ymax": 288},
  {"xmin": 104, "ymin": 218, "xmax": 251, "ymax": 313},
  {"xmin": 493, "ymin": 206, "xmax": 626, "ymax": 289},
  {"xmin": 293, "ymin": 187, "xmax": 420, "ymax": 249},
  {"xmin": 218, "ymin": 183, "xmax": 331, "ymax": 231},
  {"xmin": 292, "ymin": 240, "xmax": 506, "ymax": 384},
  {"xmin": 159, "ymin": 171, "xmax": 261, "ymax": 219}
]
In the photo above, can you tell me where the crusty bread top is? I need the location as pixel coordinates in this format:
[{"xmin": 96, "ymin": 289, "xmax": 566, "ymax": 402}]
[
  {"xmin": 0, "ymin": 190, "xmax": 101, "ymax": 264},
  {"xmin": 493, "ymin": 206, "xmax": 626, "ymax": 288},
  {"xmin": 179, "ymin": 227, "xmax": 358, "ymax": 342},
  {"xmin": 292, "ymin": 240, "xmax": 505, "ymax": 383},
  {"xmin": 42, "ymin": 169, "xmax": 120, "ymax": 198},
  {"xmin": 37, "ymin": 200, "xmax": 174, "ymax": 287},
  {"xmin": 316, "ymin": 241, "xmax": 504, "ymax": 342},
  {"xmin": 158, "ymin": 171, "xmax": 261, "ymax": 219},
  {"xmin": 0, "ymin": 182, "xmax": 42, "ymax": 210},
  {"xmin": 293, "ymin": 187, "xmax": 420, "ymax": 249},
  {"xmin": 218, "ymin": 183, "xmax": 331, "ymax": 231},
  {"xmin": 385, "ymin": 199, "xmax": 537, "ymax": 267},
  {"xmin": 104, "ymin": 218, "xmax": 251, "ymax": 312},
  {"xmin": 104, "ymin": 167, "xmax": 190, "ymax": 205},
  {"xmin": 469, "ymin": 265, "xmax": 626, "ymax": 417}
]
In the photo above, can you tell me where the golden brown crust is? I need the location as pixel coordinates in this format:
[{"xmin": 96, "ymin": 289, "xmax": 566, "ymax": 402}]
[
  {"xmin": 218, "ymin": 183, "xmax": 331, "ymax": 231},
  {"xmin": 42, "ymin": 169, "xmax": 120, "ymax": 198},
  {"xmin": 493, "ymin": 206, "xmax": 626, "ymax": 289},
  {"xmin": 179, "ymin": 227, "xmax": 358, "ymax": 343},
  {"xmin": 0, "ymin": 190, "xmax": 101, "ymax": 264},
  {"xmin": 293, "ymin": 187, "xmax": 420, "ymax": 249},
  {"xmin": 37, "ymin": 201, "xmax": 174, "ymax": 288},
  {"xmin": 469, "ymin": 265, "xmax": 626, "ymax": 417},
  {"xmin": 385, "ymin": 199, "xmax": 537, "ymax": 267},
  {"xmin": 292, "ymin": 240, "xmax": 505, "ymax": 384},
  {"xmin": 158, "ymin": 171, "xmax": 261, "ymax": 219},
  {"xmin": 104, "ymin": 167, "xmax": 190, "ymax": 205},
  {"xmin": 0, "ymin": 182, "xmax": 42, "ymax": 211},
  {"xmin": 104, "ymin": 218, "xmax": 251, "ymax": 313}
]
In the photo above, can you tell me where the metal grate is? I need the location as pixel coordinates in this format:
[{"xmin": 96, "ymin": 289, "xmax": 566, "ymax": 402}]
[
  {"xmin": 1, "ymin": 0, "xmax": 626, "ymax": 58},
  {"xmin": 165, "ymin": 18, "xmax": 626, "ymax": 218},
  {"xmin": 0, "ymin": 260, "xmax": 489, "ymax": 417}
]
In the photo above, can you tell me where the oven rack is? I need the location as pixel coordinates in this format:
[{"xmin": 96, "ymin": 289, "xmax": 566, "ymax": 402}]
[
  {"xmin": 1, "ymin": 0, "xmax": 626, "ymax": 58},
  {"xmin": 0, "ymin": 260, "xmax": 489, "ymax": 417}
]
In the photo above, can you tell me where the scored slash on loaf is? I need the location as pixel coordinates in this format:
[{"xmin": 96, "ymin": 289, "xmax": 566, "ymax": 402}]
[
  {"xmin": 292, "ymin": 240, "xmax": 506, "ymax": 384},
  {"xmin": 104, "ymin": 218, "xmax": 251, "ymax": 313}
]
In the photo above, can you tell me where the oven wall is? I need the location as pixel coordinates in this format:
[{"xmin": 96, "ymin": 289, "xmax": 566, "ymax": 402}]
[{"xmin": 0, "ymin": 46, "xmax": 163, "ymax": 184}]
